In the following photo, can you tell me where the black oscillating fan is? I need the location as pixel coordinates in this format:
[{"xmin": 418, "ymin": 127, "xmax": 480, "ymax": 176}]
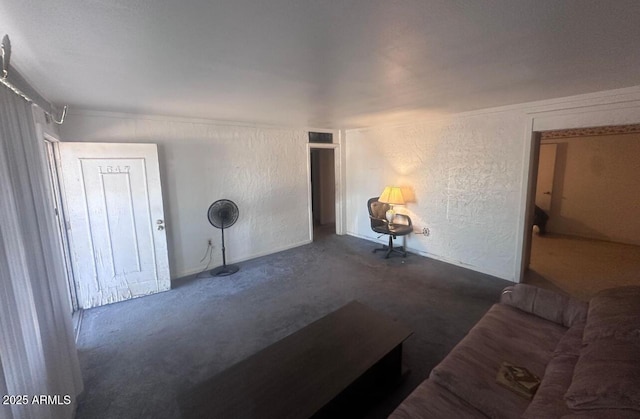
[{"xmin": 207, "ymin": 199, "xmax": 240, "ymax": 276}]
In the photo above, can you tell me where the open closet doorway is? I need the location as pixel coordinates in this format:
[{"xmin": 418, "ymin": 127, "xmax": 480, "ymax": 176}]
[
  {"xmin": 523, "ymin": 124, "xmax": 640, "ymax": 301},
  {"xmin": 310, "ymin": 148, "xmax": 336, "ymax": 240}
]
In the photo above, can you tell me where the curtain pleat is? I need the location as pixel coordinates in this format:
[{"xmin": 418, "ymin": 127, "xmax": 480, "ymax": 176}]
[{"xmin": 0, "ymin": 85, "xmax": 82, "ymax": 419}]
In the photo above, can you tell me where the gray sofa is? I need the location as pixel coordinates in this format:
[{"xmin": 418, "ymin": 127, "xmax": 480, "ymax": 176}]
[{"xmin": 390, "ymin": 284, "xmax": 640, "ymax": 418}]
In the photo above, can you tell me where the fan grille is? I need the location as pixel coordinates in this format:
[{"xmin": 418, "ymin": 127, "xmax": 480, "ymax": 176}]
[{"xmin": 207, "ymin": 199, "xmax": 239, "ymax": 229}]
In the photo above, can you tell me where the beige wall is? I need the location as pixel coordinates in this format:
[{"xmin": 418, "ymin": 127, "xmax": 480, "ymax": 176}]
[{"xmin": 541, "ymin": 133, "xmax": 640, "ymax": 245}]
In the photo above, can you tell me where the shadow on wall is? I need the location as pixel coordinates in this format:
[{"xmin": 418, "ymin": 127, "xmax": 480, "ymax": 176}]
[
  {"xmin": 400, "ymin": 186, "xmax": 416, "ymax": 203},
  {"xmin": 542, "ymin": 143, "xmax": 606, "ymax": 241},
  {"xmin": 547, "ymin": 142, "xmax": 567, "ymax": 224},
  {"xmin": 543, "ymin": 139, "xmax": 639, "ymax": 245}
]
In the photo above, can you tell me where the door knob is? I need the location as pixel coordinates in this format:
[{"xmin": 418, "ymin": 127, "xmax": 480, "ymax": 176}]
[
  {"xmin": 543, "ymin": 191, "xmax": 551, "ymax": 195},
  {"xmin": 157, "ymin": 225, "xmax": 165, "ymax": 231},
  {"xmin": 157, "ymin": 219, "xmax": 164, "ymax": 224}
]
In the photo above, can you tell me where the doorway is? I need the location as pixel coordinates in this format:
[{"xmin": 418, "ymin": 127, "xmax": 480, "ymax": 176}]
[
  {"xmin": 310, "ymin": 148, "xmax": 336, "ymax": 240},
  {"xmin": 523, "ymin": 125, "xmax": 640, "ymax": 300}
]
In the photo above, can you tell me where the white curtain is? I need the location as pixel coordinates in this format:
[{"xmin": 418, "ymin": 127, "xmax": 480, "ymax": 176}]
[{"xmin": 0, "ymin": 85, "xmax": 82, "ymax": 419}]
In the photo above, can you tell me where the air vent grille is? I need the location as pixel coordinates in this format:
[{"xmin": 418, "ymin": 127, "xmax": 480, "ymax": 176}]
[{"xmin": 309, "ymin": 132, "xmax": 333, "ymax": 144}]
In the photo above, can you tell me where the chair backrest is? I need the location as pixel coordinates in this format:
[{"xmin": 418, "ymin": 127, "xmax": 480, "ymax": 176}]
[
  {"xmin": 368, "ymin": 196, "xmax": 413, "ymax": 228},
  {"xmin": 368, "ymin": 197, "xmax": 389, "ymax": 229}
]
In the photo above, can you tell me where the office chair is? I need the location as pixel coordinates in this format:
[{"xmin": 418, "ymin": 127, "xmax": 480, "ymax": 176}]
[{"xmin": 367, "ymin": 197, "xmax": 412, "ymax": 258}]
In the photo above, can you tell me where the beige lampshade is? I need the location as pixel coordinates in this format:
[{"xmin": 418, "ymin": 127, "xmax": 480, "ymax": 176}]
[{"xmin": 378, "ymin": 186, "xmax": 405, "ymax": 205}]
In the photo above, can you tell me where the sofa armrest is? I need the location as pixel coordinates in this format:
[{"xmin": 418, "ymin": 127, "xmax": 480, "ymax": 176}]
[
  {"xmin": 500, "ymin": 284, "xmax": 587, "ymax": 327},
  {"xmin": 500, "ymin": 286, "xmax": 516, "ymax": 300}
]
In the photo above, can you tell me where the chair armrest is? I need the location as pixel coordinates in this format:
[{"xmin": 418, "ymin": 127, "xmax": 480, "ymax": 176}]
[
  {"xmin": 369, "ymin": 215, "xmax": 389, "ymax": 228},
  {"xmin": 392, "ymin": 213, "xmax": 412, "ymax": 227}
]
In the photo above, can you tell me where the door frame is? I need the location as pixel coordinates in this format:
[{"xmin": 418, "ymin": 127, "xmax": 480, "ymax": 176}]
[
  {"xmin": 37, "ymin": 130, "xmax": 79, "ymax": 312},
  {"xmin": 515, "ymin": 101, "xmax": 640, "ymax": 283},
  {"xmin": 519, "ymin": 130, "xmax": 542, "ymax": 276},
  {"xmin": 306, "ymin": 129, "xmax": 345, "ymax": 241}
]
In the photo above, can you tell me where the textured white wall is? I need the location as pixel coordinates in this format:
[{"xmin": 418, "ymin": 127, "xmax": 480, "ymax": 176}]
[
  {"xmin": 58, "ymin": 87, "xmax": 640, "ymax": 284},
  {"xmin": 347, "ymin": 87, "xmax": 640, "ymax": 282},
  {"xmin": 60, "ymin": 111, "xmax": 311, "ymax": 279},
  {"xmin": 346, "ymin": 112, "xmax": 525, "ymax": 280},
  {"xmin": 542, "ymin": 134, "xmax": 640, "ymax": 245}
]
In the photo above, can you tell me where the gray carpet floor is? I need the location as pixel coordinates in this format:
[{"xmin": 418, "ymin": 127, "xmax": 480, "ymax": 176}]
[{"xmin": 75, "ymin": 228, "xmax": 511, "ymax": 418}]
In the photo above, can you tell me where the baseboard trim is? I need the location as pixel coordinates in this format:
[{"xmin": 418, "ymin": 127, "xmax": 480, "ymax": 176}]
[
  {"xmin": 173, "ymin": 239, "xmax": 313, "ymax": 280},
  {"xmin": 346, "ymin": 231, "xmax": 512, "ymax": 281}
]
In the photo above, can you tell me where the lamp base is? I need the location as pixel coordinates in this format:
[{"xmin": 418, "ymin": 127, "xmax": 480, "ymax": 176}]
[
  {"xmin": 210, "ymin": 264, "xmax": 239, "ymax": 277},
  {"xmin": 385, "ymin": 208, "xmax": 395, "ymax": 224}
]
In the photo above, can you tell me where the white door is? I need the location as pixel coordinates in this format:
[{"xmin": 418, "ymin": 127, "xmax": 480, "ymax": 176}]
[
  {"xmin": 59, "ymin": 143, "xmax": 170, "ymax": 309},
  {"xmin": 535, "ymin": 143, "xmax": 557, "ymax": 212}
]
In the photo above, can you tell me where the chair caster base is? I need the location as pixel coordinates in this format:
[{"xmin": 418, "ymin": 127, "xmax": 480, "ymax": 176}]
[{"xmin": 373, "ymin": 244, "xmax": 407, "ymax": 259}]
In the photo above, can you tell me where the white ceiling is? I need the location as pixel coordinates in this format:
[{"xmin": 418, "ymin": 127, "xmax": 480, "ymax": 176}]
[{"xmin": 1, "ymin": 0, "xmax": 640, "ymax": 128}]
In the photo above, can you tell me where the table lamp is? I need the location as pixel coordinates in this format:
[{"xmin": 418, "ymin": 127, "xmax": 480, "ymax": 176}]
[{"xmin": 378, "ymin": 186, "xmax": 405, "ymax": 224}]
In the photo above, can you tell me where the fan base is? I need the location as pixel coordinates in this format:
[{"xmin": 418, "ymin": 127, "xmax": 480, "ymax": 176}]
[{"xmin": 210, "ymin": 264, "xmax": 239, "ymax": 277}]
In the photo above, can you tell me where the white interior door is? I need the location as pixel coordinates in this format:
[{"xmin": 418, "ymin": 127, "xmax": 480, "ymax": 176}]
[
  {"xmin": 535, "ymin": 143, "xmax": 557, "ymax": 212},
  {"xmin": 59, "ymin": 143, "xmax": 170, "ymax": 309}
]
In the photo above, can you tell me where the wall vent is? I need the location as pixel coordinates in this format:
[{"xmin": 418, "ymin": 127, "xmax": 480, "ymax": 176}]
[{"xmin": 309, "ymin": 132, "xmax": 333, "ymax": 144}]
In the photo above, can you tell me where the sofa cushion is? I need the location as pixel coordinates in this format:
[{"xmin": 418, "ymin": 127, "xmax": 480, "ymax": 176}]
[
  {"xmin": 565, "ymin": 338, "xmax": 640, "ymax": 411},
  {"xmin": 522, "ymin": 354, "xmax": 577, "ymax": 419},
  {"xmin": 523, "ymin": 322, "xmax": 587, "ymax": 419},
  {"xmin": 563, "ymin": 286, "xmax": 640, "ymax": 412},
  {"xmin": 582, "ymin": 286, "xmax": 640, "ymax": 343},
  {"xmin": 554, "ymin": 322, "xmax": 585, "ymax": 357},
  {"xmin": 501, "ymin": 284, "xmax": 588, "ymax": 328},
  {"xmin": 561, "ymin": 410, "xmax": 640, "ymax": 418},
  {"xmin": 430, "ymin": 303, "xmax": 566, "ymax": 419},
  {"xmin": 388, "ymin": 380, "xmax": 488, "ymax": 419}
]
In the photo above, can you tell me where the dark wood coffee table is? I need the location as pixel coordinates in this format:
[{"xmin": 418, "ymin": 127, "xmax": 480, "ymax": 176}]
[{"xmin": 178, "ymin": 301, "xmax": 412, "ymax": 419}]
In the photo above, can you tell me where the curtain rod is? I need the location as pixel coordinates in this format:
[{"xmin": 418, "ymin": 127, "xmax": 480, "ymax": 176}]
[{"xmin": 1, "ymin": 34, "xmax": 67, "ymax": 124}]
